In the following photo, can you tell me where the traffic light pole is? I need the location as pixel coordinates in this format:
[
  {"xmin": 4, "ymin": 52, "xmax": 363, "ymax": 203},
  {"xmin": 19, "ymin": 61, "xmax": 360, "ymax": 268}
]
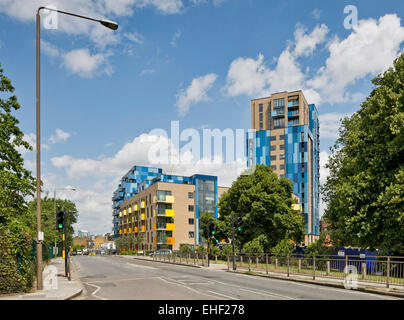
[
  {"xmin": 231, "ymin": 213, "xmax": 236, "ymax": 270},
  {"xmin": 63, "ymin": 208, "xmax": 68, "ymax": 277}
]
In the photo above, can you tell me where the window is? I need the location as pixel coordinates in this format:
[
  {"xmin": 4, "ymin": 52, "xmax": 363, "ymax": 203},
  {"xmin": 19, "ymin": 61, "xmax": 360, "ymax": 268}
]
[
  {"xmin": 280, "ymin": 154, "xmax": 285, "ymax": 160},
  {"xmin": 280, "ymin": 164, "xmax": 285, "ymax": 170},
  {"xmin": 271, "ymin": 155, "xmax": 276, "ymax": 161},
  {"xmin": 259, "ymin": 122, "xmax": 263, "ymax": 130},
  {"xmin": 274, "ymin": 117, "xmax": 285, "ymax": 129},
  {"xmin": 274, "ymin": 98, "xmax": 285, "ymax": 108},
  {"xmin": 259, "ymin": 104, "xmax": 263, "ymax": 112},
  {"xmin": 259, "ymin": 113, "xmax": 263, "ymax": 121},
  {"xmin": 188, "ymin": 205, "xmax": 194, "ymax": 212},
  {"xmin": 188, "ymin": 218, "xmax": 194, "ymax": 225},
  {"xmin": 270, "ymin": 136, "xmax": 277, "ymax": 141},
  {"xmin": 188, "ymin": 192, "xmax": 194, "ymax": 199},
  {"xmin": 271, "ymin": 165, "xmax": 276, "ymax": 170},
  {"xmin": 280, "ymin": 145, "xmax": 285, "ymax": 150},
  {"xmin": 270, "ymin": 145, "xmax": 276, "ymax": 151},
  {"xmin": 280, "ymin": 135, "xmax": 285, "ymax": 140},
  {"xmin": 189, "ymin": 232, "xmax": 194, "ymax": 238}
]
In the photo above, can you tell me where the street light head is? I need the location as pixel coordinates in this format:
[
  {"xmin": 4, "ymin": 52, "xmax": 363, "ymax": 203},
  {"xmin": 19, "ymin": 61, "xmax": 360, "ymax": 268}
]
[{"xmin": 100, "ymin": 19, "xmax": 118, "ymax": 30}]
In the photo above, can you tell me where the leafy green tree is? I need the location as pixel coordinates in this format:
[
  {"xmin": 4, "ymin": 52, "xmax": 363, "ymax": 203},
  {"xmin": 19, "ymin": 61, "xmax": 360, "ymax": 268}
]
[
  {"xmin": 218, "ymin": 164, "xmax": 305, "ymax": 251},
  {"xmin": 180, "ymin": 244, "xmax": 192, "ymax": 256},
  {"xmin": 0, "ymin": 63, "xmax": 36, "ymax": 293},
  {"xmin": 243, "ymin": 235, "xmax": 266, "ymax": 255},
  {"xmin": 199, "ymin": 211, "xmax": 215, "ymax": 242},
  {"xmin": 304, "ymin": 232, "xmax": 337, "ymax": 257},
  {"xmin": 220, "ymin": 244, "xmax": 233, "ymax": 260},
  {"xmin": 270, "ymin": 239, "xmax": 295, "ymax": 257},
  {"xmin": 322, "ymin": 54, "xmax": 404, "ymax": 252}
]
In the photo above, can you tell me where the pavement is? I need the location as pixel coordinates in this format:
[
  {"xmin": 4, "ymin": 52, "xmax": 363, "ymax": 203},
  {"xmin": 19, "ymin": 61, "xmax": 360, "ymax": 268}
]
[{"xmin": 0, "ymin": 257, "xmax": 83, "ymax": 300}]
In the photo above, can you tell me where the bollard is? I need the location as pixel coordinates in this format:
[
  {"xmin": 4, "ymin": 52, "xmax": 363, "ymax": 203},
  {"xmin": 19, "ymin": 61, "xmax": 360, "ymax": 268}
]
[
  {"xmin": 298, "ymin": 258, "xmax": 302, "ymax": 273},
  {"xmin": 227, "ymin": 255, "xmax": 230, "ymax": 271},
  {"xmin": 248, "ymin": 255, "xmax": 251, "ymax": 272},
  {"xmin": 193, "ymin": 252, "xmax": 196, "ymax": 265},
  {"xmin": 313, "ymin": 255, "xmax": 316, "ymax": 280},
  {"xmin": 327, "ymin": 260, "xmax": 330, "ymax": 276},
  {"xmin": 180, "ymin": 253, "xmax": 182, "ymax": 264},
  {"xmin": 265, "ymin": 254, "xmax": 268, "ymax": 275},
  {"xmin": 256, "ymin": 256, "xmax": 259, "ymax": 269},
  {"xmin": 240, "ymin": 255, "xmax": 243, "ymax": 267},
  {"xmin": 386, "ymin": 257, "xmax": 390, "ymax": 288},
  {"xmin": 362, "ymin": 262, "xmax": 366, "ymax": 280},
  {"xmin": 287, "ymin": 254, "xmax": 290, "ymax": 277},
  {"xmin": 215, "ymin": 255, "xmax": 218, "ymax": 264},
  {"xmin": 275, "ymin": 258, "xmax": 278, "ymax": 270}
]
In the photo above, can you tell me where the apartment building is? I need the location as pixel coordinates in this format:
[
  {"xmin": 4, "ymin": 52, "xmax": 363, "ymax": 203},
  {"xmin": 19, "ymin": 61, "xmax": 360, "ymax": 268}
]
[
  {"xmin": 116, "ymin": 169, "xmax": 229, "ymax": 251},
  {"xmin": 246, "ymin": 90, "xmax": 320, "ymax": 245}
]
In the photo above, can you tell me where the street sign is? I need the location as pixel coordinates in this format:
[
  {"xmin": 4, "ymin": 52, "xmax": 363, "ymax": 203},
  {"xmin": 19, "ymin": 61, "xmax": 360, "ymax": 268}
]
[
  {"xmin": 338, "ymin": 250, "xmax": 345, "ymax": 256},
  {"xmin": 38, "ymin": 231, "xmax": 44, "ymax": 241}
]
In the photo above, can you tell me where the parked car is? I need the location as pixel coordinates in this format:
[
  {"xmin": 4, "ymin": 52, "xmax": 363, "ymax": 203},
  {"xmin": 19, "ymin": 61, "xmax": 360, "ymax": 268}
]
[
  {"xmin": 77, "ymin": 250, "xmax": 82, "ymax": 255},
  {"xmin": 150, "ymin": 249, "xmax": 172, "ymax": 256}
]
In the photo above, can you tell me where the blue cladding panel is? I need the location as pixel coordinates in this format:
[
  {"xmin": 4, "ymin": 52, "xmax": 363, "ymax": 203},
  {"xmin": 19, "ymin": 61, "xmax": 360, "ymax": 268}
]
[{"xmin": 247, "ymin": 104, "xmax": 320, "ymax": 237}]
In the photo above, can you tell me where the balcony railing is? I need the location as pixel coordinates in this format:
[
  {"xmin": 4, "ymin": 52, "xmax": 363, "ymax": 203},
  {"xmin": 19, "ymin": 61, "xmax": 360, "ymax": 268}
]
[
  {"xmin": 288, "ymin": 100, "xmax": 299, "ymax": 108},
  {"xmin": 153, "ymin": 195, "xmax": 175, "ymax": 204}
]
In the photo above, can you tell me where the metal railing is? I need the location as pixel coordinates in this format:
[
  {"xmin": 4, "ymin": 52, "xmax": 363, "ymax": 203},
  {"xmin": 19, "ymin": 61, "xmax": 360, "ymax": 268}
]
[
  {"xmin": 152, "ymin": 252, "xmax": 404, "ymax": 288},
  {"xmin": 230, "ymin": 254, "xmax": 404, "ymax": 288}
]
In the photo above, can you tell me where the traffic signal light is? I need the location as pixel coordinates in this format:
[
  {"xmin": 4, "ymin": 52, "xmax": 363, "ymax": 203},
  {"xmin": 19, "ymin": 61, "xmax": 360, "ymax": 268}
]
[
  {"xmin": 56, "ymin": 207, "xmax": 65, "ymax": 231},
  {"xmin": 235, "ymin": 217, "xmax": 242, "ymax": 232},
  {"xmin": 208, "ymin": 220, "xmax": 216, "ymax": 237}
]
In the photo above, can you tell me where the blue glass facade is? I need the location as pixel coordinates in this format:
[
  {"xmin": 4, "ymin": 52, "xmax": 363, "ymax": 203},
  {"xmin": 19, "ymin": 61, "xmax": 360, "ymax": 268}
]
[
  {"xmin": 113, "ymin": 168, "xmax": 219, "ymax": 244},
  {"xmin": 246, "ymin": 101, "xmax": 320, "ymax": 239},
  {"xmin": 112, "ymin": 166, "xmax": 162, "ymax": 238}
]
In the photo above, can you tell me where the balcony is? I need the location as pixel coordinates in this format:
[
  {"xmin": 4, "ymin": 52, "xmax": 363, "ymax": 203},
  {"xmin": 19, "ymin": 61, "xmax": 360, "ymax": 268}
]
[
  {"xmin": 288, "ymin": 110, "xmax": 299, "ymax": 117},
  {"xmin": 156, "ymin": 223, "xmax": 175, "ymax": 231},
  {"xmin": 141, "ymin": 213, "xmax": 145, "ymax": 220},
  {"xmin": 134, "ymin": 203, "xmax": 138, "ymax": 211},
  {"xmin": 135, "ymin": 227, "xmax": 138, "ymax": 233},
  {"xmin": 288, "ymin": 100, "xmax": 299, "ymax": 108},
  {"xmin": 141, "ymin": 201, "xmax": 145, "ymax": 208},
  {"xmin": 156, "ymin": 209, "xmax": 175, "ymax": 217},
  {"xmin": 153, "ymin": 195, "xmax": 175, "ymax": 204},
  {"xmin": 288, "ymin": 119, "xmax": 299, "ymax": 126},
  {"xmin": 156, "ymin": 237, "xmax": 175, "ymax": 245},
  {"xmin": 271, "ymin": 108, "xmax": 285, "ymax": 117}
]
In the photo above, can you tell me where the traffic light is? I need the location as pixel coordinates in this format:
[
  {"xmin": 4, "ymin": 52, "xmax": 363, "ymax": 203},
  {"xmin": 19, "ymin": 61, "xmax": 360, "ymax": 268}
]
[
  {"xmin": 56, "ymin": 207, "xmax": 65, "ymax": 231},
  {"xmin": 235, "ymin": 217, "xmax": 242, "ymax": 232},
  {"xmin": 208, "ymin": 220, "xmax": 216, "ymax": 237}
]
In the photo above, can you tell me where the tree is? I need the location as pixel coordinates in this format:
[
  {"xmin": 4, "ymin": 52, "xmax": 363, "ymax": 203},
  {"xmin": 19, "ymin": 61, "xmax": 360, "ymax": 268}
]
[
  {"xmin": 322, "ymin": 53, "xmax": 404, "ymax": 252},
  {"xmin": 0, "ymin": 63, "xmax": 36, "ymax": 293},
  {"xmin": 270, "ymin": 239, "xmax": 294, "ymax": 257},
  {"xmin": 243, "ymin": 235, "xmax": 267, "ymax": 255},
  {"xmin": 218, "ymin": 164, "xmax": 305, "ymax": 251},
  {"xmin": 199, "ymin": 211, "xmax": 214, "ymax": 242}
]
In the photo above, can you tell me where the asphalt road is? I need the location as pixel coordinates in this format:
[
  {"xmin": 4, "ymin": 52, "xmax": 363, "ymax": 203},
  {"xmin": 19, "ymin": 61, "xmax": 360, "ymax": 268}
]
[{"xmin": 72, "ymin": 255, "xmax": 400, "ymax": 300}]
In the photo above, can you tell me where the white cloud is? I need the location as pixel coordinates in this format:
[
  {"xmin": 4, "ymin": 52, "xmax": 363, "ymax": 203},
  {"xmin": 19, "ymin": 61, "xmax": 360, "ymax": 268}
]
[
  {"xmin": 293, "ymin": 24, "xmax": 329, "ymax": 57},
  {"xmin": 124, "ymin": 31, "xmax": 145, "ymax": 45},
  {"xmin": 170, "ymin": 29, "xmax": 182, "ymax": 47},
  {"xmin": 176, "ymin": 73, "xmax": 218, "ymax": 115},
  {"xmin": 308, "ymin": 14, "xmax": 404, "ymax": 104},
  {"xmin": 319, "ymin": 150, "xmax": 331, "ymax": 187},
  {"xmin": 224, "ymin": 14, "xmax": 404, "ymax": 106},
  {"xmin": 312, "ymin": 8, "xmax": 321, "ymax": 20},
  {"xmin": 62, "ymin": 48, "xmax": 112, "ymax": 78},
  {"xmin": 140, "ymin": 68, "xmax": 155, "ymax": 76},
  {"xmin": 318, "ymin": 113, "xmax": 350, "ymax": 140},
  {"xmin": 20, "ymin": 133, "xmax": 50, "ymax": 153},
  {"xmin": 49, "ymin": 128, "xmax": 71, "ymax": 144}
]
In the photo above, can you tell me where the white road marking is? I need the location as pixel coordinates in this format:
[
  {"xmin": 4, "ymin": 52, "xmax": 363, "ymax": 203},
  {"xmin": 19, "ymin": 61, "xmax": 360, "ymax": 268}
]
[
  {"xmin": 239, "ymin": 287, "xmax": 295, "ymax": 300},
  {"xmin": 158, "ymin": 277, "xmax": 224, "ymax": 300},
  {"xmin": 206, "ymin": 290, "xmax": 239, "ymax": 300},
  {"xmin": 125, "ymin": 262, "xmax": 157, "ymax": 270},
  {"xmin": 86, "ymin": 283, "xmax": 107, "ymax": 300}
]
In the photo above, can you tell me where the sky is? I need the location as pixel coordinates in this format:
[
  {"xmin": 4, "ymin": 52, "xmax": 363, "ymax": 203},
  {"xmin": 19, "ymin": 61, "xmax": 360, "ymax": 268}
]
[{"xmin": 1, "ymin": 0, "xmax": 404, "ymax": 236}]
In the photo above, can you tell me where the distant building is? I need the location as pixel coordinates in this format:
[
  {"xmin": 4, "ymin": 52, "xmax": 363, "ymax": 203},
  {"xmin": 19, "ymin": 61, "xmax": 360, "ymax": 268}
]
[
  {"xmin": 116, "ymin": 167, "xmax": 229, "ymax": 251},
  {"xmin": 77, "ymin": 230, "xmax": 89, "ymax": 238}
]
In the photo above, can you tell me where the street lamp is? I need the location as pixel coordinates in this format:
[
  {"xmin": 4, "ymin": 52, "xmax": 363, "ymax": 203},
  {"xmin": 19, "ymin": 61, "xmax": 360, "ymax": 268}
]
[{"xmin": 35, "ymin": 7, "xmax": 118, "ymax": 290}]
